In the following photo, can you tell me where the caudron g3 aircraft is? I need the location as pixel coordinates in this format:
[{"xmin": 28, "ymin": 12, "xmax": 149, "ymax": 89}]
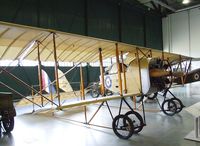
[{"xmin": 0, "ymin": 21, "xmax": 199, "ymax": 139}]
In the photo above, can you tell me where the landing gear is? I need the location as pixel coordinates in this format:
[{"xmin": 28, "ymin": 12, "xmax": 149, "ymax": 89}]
[
  {"xmin": 125, "ymin": 111, "xmax": 144, "ymax": 134},
  {"xmin": 89, "ymin": 82, "xmax": 100, "ymax": 98},
  {"xmin": 170, "ymin": 98, "xmax": 184, "ymax": 113},
  {"xmin": 112, "ymin": 115, "xmax": 134, "ymax": 139},
  {"xmin": 112, "ymin": 98, "xmax": 146, "ymax": 139},
  {"xmin": 160, "ymin": 90, "xmax": 185, "ymax": 116},
  {"xmin": 89, "ymin": 82, "xmax": 113, "ymax": 98},
  {"xmin": 161, "ymin": 99, "xmax": 177, "ymax": 116}
]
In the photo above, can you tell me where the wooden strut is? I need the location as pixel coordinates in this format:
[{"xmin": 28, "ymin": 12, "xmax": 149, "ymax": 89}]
[
  {"xmin": 179, "ymin": 55, "xmax": 184, "ymax": 85},
  {"xmin": 183, "ymin": 58, "xmax": 192, "ymax": 84},
  {"xmin": 162, "ymin": 51, "xmax": 165, "ymax": 61},
  {"xmin": 136, "ymin": 47, "xmax": 143, "ymax": 93},
  {"xmin": 80, "ymin": 65, "xmax": 87, "ymax": 123},
  {"xmin": 99, "ymin": 48, "xmax": 105, "ymax": 96},
  {"xmin": 37, "ymin": 41, "xmax": 44, "ymax": 106},
  {"xmin": 138, "ymin": 48, "xmax": 152, "ymax": 59},
  {"xmin": 31, "ymin": 85, "xmax": 35, "ymax": 112},
  {"xmin": 116, "ymin": 43, "xmax": 123, "ymax": 95},
  {"xmin": 52, "ymin": 33, "xmax": 61, "ymax": 107},
  {"xmin": 120, "ymin": 51, "xmax": 127, "ymax": 93},
  {"xmin": 149, "ymin": 50, "xmax": 152, "ymax": 57}
]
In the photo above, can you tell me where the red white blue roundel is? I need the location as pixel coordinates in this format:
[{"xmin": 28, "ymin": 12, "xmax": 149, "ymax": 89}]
[
  {"xmin": 105, "ymin": 76, "xmax": 112, "ymax": 88},
  {"xmin": 194, "ymin": 73, "xmax": 199, "ymax": 80}
]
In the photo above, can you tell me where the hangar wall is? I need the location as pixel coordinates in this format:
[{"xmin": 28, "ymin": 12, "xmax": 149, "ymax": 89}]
[
  {"xmin": 162, "ymin": 7, "xmax": 200, "ymax": 57},
  {"xmin": 0, "ymin": 0, "xmax": 163, "ymax": 99},
  {"xmin": 0, "ymin": 0, "xmax": 163, "ymax": 50}
]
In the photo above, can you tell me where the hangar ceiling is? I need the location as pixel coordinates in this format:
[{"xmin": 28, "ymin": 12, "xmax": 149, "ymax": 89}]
[{"xmin": 137, "ymin": 0, "xmax": 200, "ymax": 16}]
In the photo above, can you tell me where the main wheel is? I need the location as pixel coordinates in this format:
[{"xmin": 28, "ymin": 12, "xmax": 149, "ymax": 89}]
[
  {"xmin": 125, "ymin": 111, "xmax": 144, "ymax": 134},
  {"xmin": 112, "ymin": 115, "xmax": 134, "ymax": 139},
  {"xmin": 2, "ymin": 117, "xmax": 14, "ymax": 133},
  {"xmin": 90, "ymin": 87, "xmax": 100, "ymax": 98},
  {"xmin": 170, "ymin": 98, "xmax": 184, "ymax": 113},
  {"xmin": 161, "ymin": 99, "xmax": 177, "ymax": 116}
]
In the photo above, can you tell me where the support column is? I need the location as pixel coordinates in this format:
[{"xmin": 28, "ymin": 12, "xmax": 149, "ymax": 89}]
[
  {"xmin": 121, "ymin": 51, "xmax": 127, "ymax": 93},
  {"xmin": 116, "ymin": 43, "xmax": 122, "ymax": 95},
  {"xmin": 99, "ymin": 48, "xmax": 105, "ymax": 96},
  {"xmin": 52, "ymin": 33, "xmax": 61, "ymax": 107},
  {"xmin": 80, "ymin": 65, "xmax": 87, "ymax": 123},
  {"xmin": 37, "ymin": 41, "xmax": 43, "ymax": 106}
]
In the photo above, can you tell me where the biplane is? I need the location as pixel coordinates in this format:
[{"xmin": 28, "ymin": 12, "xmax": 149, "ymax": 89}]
[{"xmin": 0, "ymin": 21, "xmax": 199, "ymax": 139}]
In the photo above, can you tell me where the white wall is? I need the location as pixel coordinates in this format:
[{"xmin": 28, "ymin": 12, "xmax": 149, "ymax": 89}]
[{"xmin": 162, "ymin": 7, "xmax": 200, "ymax": 58}]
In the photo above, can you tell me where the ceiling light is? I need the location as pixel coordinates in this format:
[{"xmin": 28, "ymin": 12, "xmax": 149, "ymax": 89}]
[{"xmin": 182, "ymin": 0, "xmax": 190, "ymax": 4}]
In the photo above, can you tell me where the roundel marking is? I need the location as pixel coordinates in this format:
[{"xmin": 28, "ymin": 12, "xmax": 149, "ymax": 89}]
[
  {"xmin": 194, "ymin": 73, "xmax": 199, "ymax": 81},
  {"xmin": 105, "ymin": 76, "xmax": 112, "ymax": 88}
]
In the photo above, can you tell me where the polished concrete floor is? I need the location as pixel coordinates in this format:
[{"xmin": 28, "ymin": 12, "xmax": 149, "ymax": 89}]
[{"xmin": 1, "ymin": 83, "xmax": 200, "ymax": 146}]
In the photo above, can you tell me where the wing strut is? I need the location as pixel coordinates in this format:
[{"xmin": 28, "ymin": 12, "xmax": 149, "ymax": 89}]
[
  {"xmin": 99, "ymin": 48, "xmax": 105, "ymax": 96},
  {"xmin": 37, "ymin": 41, "xmax": 44, "ymax": 106},
  {"xmin": 80, "ymin": 64, "xmax": 87, "ymax": 123},
  {"xmin": 52, "ymin": 33, "xmax": 61, "ymax": 107},
  {"xmin": 116, "ymin": 43, "xmax": 123, "ymax": 95}
]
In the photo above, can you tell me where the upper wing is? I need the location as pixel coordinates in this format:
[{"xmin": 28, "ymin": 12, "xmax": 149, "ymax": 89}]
[
  {"xmin": 0, "ymin": 21, "xmax": 193, "ymax": 63},
  {"xmin": 125, "ymin": 48, "xmax": 192, "ymax": 65}
]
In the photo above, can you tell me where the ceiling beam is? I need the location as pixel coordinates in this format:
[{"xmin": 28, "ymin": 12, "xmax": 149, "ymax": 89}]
[
  {"xmin": 140, "ymin": 0, "xmax": 151, "ymax": 4},
  {"xmin": 176, "ymin": 3, "xmax": 200, "ymax": 12},
  {"xmin": 150, "ymin": 1, "xmax": 159, "ymax": 10},
  {"xmin": 152, "ymin": 0, "xmax": 176, "ymax": 12}
]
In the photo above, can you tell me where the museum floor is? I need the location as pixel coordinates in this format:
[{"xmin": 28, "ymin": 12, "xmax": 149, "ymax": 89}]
[{"xmin": 1, "ymin": 83, "xmax": 200, "ymax": 146}]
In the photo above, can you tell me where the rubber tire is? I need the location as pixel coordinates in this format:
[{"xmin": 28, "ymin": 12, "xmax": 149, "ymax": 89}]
[
  {"xmin": 90, "ymin": 88, "xmax": 99, "ymax": 98},
  {"xmin": 170, "ymin": 98, "xmax": 184, "ymax": 113},
  {"xmin": 2, "ymin": 117, "xmax": 14, "ymax": 133},
  {"xmin": 161, "ymin": 99, "xmax": 177, "ymax": 116},
  {"xmin": 125, "ymin": 111, "xmax": 144, "ymax": 134},
  {"xmin": 112, "ymin": 115, "xmax": 134, "ymax": 139}
]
